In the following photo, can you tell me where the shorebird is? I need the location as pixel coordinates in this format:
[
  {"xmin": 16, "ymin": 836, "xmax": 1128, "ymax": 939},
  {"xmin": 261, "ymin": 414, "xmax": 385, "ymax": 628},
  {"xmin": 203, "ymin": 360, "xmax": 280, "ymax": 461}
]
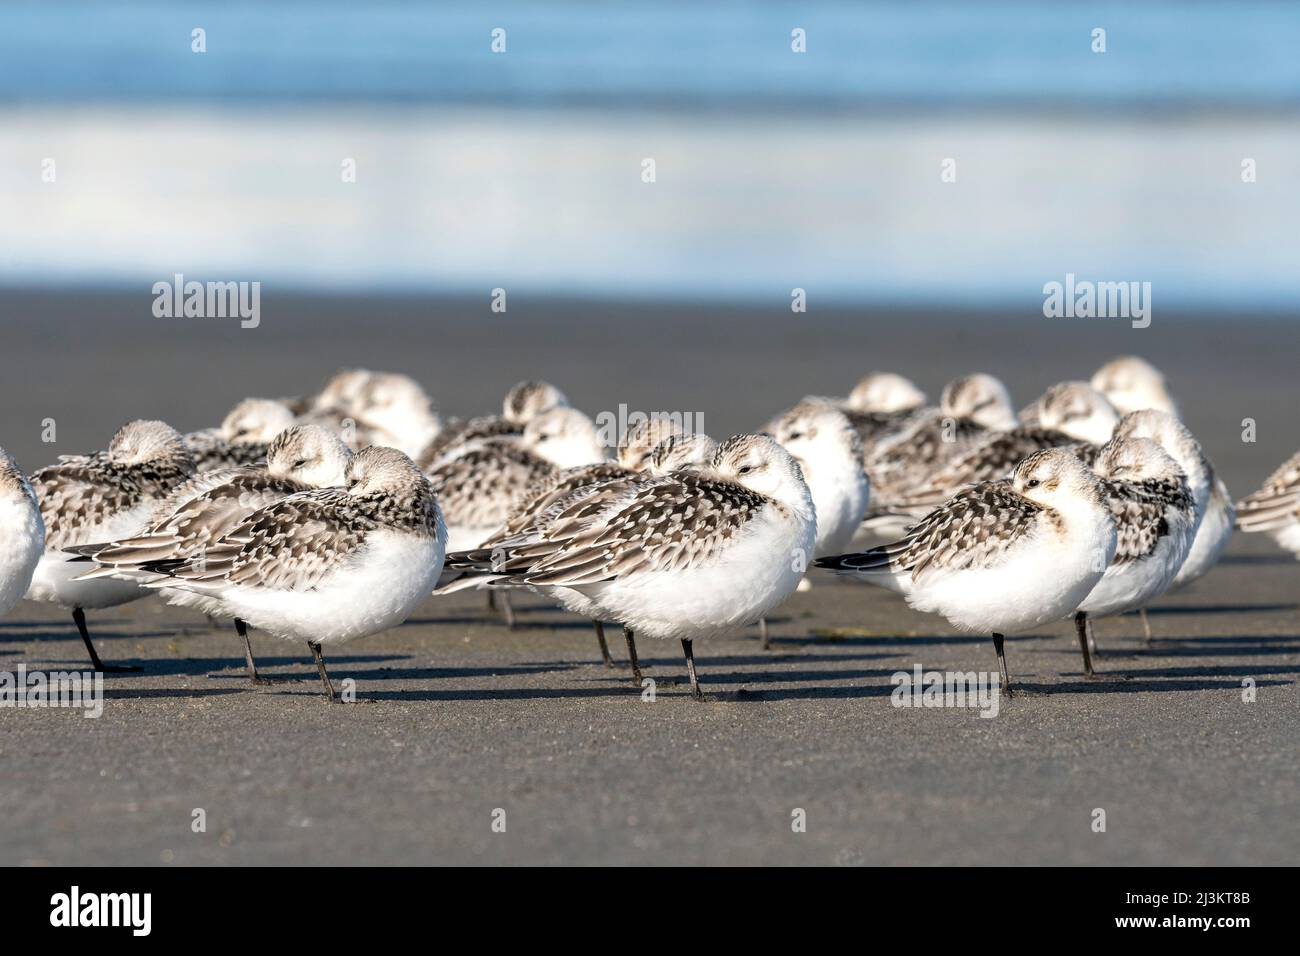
[
  {"xmin": 69, "ymin": 425, "xmax": 353, "ymax": 683},
  {"xmin": 426, "ymin": 407, "xmax": 604, "ymax": 554},
  {"xmin": 837, "ymin": 372, "xmax": 930, "ymax": 459},
  {"xmin": 141, "ymin": 447, "xmax": 446, "ymax": 701},
  {"xmin": 1091, "ymin": 355, "xmax": 1179, "ymax": 417},
  {"xmin": 444, "ymin": 428, "xmax": 717, "ymax": 673},
  {"xmin": 24, "ymin": 420, "xmax": 196, "ymax": 671},
  {"xmin": 764, "ymin": 401, "xmax": 870, "ymax": 647},
  {"xmin": 185, "ymin": 398, "xmax": 296, "ymax": 471},
  {"xmin": 519, "ymin": 407, "xmax": 608, "ymax": 469},
  {"xmin": 769, "ymin": 401, "xmax": 869, "ymax": 555},
  {"xmin": 444, "ymin": 435, "xmax": 815, "ymax": 699},
  {"xmin": 816, "ymin": 448, "xmax": 1117, "ymax": 695},
  {"xmin": 882, "ymin": 381, "xmax": 1119, "ymax": 519},
  {"xmin": 418, "ymin": 379, "xmax": 569, "ymax": 465},
  {"xmin": 1112, "ymin": 410, "xmax": 1232, "ymax": 640},
  {"xmin": 1234, "ymin": 449, "xmax": 1300, "ymax": 559},
  {"xmin": 0, "ymin": 447, "xmax": 44, "ymax": 620},
  {"xmin": 844, "ymin": 372, "xmax": 928, "ymax": 416},
  {"xmin": 864, "ymin": 373, "xmax": 1020, "ymax": 535},
  {"xmin": 1072, "ymin": 436, "xmax": 1197, "ymax": 675}
]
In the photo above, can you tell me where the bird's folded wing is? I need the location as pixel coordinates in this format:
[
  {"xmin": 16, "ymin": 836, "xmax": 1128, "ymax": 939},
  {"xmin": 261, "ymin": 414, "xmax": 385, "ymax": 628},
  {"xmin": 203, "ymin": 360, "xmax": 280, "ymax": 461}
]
[{"xmin": 142, "ymin": 488, "xmax": 365, "ymax": 591}]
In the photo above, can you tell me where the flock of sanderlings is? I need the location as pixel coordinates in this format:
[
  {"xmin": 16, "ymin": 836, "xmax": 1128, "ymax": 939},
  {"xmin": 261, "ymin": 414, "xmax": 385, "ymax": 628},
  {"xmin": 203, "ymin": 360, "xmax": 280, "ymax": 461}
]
[{"xmin": 1, "ymin": 356, "xmax": 1297, "ymax": 701}]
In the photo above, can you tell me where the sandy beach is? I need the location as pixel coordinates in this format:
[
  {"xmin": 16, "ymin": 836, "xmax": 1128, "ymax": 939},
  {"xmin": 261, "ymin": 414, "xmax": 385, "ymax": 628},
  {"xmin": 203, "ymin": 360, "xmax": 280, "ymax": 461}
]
[{"xmin": 1, "ymin": 290, "xmax": 1297, "ymax": 865}]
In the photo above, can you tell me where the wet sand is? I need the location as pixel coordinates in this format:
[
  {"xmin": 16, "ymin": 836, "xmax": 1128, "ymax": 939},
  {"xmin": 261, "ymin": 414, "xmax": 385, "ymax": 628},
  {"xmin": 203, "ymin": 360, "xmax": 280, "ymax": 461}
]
[{"xmin": 0, "ymin": 289, "xmax": 1297, "ymax": 865}]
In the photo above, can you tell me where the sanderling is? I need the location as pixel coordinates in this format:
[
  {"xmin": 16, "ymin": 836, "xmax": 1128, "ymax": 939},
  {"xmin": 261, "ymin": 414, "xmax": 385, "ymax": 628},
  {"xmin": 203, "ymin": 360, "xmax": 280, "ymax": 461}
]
[
  {"xmin": 844, "ymin": 372, "xmax": 929, "ymax": 415},
  {"xmin": 864, "ymin": 373, "xmax": 1018, "ymax": 533},
  {"xmin": 448, "ymin": 426, "xmax": 714, "ymax": 670},
  {"xmin": 0, "ymin": 447, "xmax": 45, "ymax": 620},
  {"xmin": 301, "ymin": 370, "xmax": 442, "ymax": 458},
  {"xmin": 447, "ymin": 435, "xmax": 815, "ymax": 699},
  {"xmin": 426, "ymin": 441, "xmax": 555, "ymax": 555},
  {"xmin": 817, "ymin": 448, "xmax": 1117, "ymax": 695},
  {"xmin": 24, "ymin": 420, "xmax": 197, "ymax": 671},
  {"xmin": 884, "ymin": 382, "xmax": 1119, "ymax": 518},
  {"xmin": 141, "ymin": 446, "xmax": 445, "ymax": 702},
  {"xmin": 69, "ymin": 425, "xmax": 353, "ymax": 683},
  {"xmin": 416, "ymin": 379, "xmax": 569, "ymax": 466},
  {"xmin": 1112, "ymin": 410, "xmax": 1232, "ymax": 638},
  {"xmin": 495, "ymin": 416, "xmax": 685, "ymax": 543},
  {"xmin": 425, "ymin": 408, "xmax": 605, "ymax": 555},
  {"xmin": 769, "ymin": 401, "xmax": 870, "ymax": 555},
  {"xmin": 186, "ymin": 398, "xmax": 296, "ymax": 471},
  {"xmin": 1234, "ymin": 449, "xmax": 1300, "ymax": 559},
  {"xmin": 1073, "ymin": 436, "xmax": 1196, "ymax": 676},
  {"xmin": 765, "ymin": 401, "xmax": 871, "ymax": 646},
  {"xmin": 1091, "ymin": 355, "xmax": 1179, "ymax": 417},
  {"xmin": 519, "ymin": 406, "xmax": 608, "ymax": 469},
  {"xmin": 838, "ymin": 372, "xmax": 930, "ymax": 457}
]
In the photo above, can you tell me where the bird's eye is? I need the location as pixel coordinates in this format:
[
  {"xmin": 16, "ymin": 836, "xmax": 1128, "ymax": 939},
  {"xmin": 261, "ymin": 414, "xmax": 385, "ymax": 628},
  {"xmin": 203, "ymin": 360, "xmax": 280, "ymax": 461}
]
[
  {"xmin": 738, "ymin": 465, "xmax": 754, "ymax": 475},
  {"xmin": 1026, "ymin": 478, "xmax": 1040, "ymax": 489},
  {"xmin": 786, "ymin": 432, "xmax": 803, "ymax": 441},
  {"xmin": 292, "ymin": 459, "xmax": 308, "ymax": 469}
]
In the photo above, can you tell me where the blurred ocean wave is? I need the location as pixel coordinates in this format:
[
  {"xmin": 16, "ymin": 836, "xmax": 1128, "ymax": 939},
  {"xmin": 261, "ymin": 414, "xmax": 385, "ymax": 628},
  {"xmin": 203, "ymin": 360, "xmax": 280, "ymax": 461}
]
[{"xmin": 1, "ymin": 1, "xmax": 1298, "ymax": 309}]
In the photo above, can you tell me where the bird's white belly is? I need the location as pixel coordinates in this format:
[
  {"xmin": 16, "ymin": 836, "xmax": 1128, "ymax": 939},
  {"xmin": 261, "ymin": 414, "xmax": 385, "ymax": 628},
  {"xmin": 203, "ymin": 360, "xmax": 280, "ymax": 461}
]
[
  {"xmin": 1273, "ymin": 522, "xmax": 1300, "ymax": 557},
  {"xmin": 810, "ymin": 470, "xmax": 870, "ymax": 557},
  {"xmin": 213, "ymin": 531, "xmax": 444, "ymax": 645},
  {"xmin": 908, "ymin": 525, "xmax": 1112, "ymax": 635},
  {"xmin": 1079, "ymin": 531, "xmax": 1189, "ymax": 618},
  {"xmin": 26, "ymin": 553, "xmax": 145, "ymax": 610},
  {"xmin": 0, "ymin": 501, "xmax": 44, "ymax": 615},
  {"xmin": 23, "ymin": 501, "xmax": 158, "ymax": 610},
  {"xmin": 584, "ymin": 513, "xmax": 814, "ymax": 642},
  {"xmin": 1174, "ymin": 488, "xmax": 1234, "ymax": 587}
]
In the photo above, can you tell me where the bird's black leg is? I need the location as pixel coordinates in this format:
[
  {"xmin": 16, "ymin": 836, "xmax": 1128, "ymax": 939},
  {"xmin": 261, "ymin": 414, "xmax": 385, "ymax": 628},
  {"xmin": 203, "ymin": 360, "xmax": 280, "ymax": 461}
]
[
  {"xmin": 236, "ymin": 618, "xmax": 283, "ymax": 685},
  {"xmin": 73, "ymin": 607, "xmax": 140, "ymax": 672},
  {"xmin": 499, "ymin": 592, "xmax": 516, "ymax": 629},
  {"xmin": 592, "ymin": 620, "xmax": 614, "ymax": 668},
  {"xmin": 624, "ymin": 627, "xmax": 643, "ymax": 683},
  {"xmin": 681, "ymin": 638, "xmax": 705, "ymax": 700},
  {"xmin": 991, "ymin": 632, "xmax": 1012, "ymax": 697},
  {"xmin": 759, "ymin": 617, "xmax": 771, "ymax": 651},
  {"xmin": 1074, "ymin": 611, "xmax": 1098, "ymax": 677},
  {"xmin": 309, "ymin": 641, "xmax": 338, "ymax": 702}
]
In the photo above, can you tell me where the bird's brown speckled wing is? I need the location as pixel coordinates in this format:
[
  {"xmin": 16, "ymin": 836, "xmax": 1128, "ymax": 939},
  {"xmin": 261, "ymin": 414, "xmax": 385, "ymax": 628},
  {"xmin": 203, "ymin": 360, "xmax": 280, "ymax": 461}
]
[
  {"xmin": 492, "ymin": 474, "xmax": 769, "ymax": 585},
  {"xmin": 1102, "ymin": 476, "xmax": 1191, "ymax": 564}
]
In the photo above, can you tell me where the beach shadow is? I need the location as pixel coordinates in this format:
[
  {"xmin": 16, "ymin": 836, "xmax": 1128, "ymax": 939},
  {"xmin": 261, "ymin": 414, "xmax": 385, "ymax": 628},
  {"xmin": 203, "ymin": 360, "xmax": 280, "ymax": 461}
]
[
  {"xmin": 1139, "ymin": 603, "xmax": 1297, "ymax": 616},
  {"xmin": 1021, "ymin": 676, "xmax": 1291, "ymax": 694},
  {"xmin": 0, "ymin": 627, "xmax": 183, "ymax": 646},
  {"xmin": 103, "ymin": 687, "xmax": 248, "ymax": 701},
  {"xmin": 274, "ymin": 685, "xmax": 638, "ymax": 703},
  {"xmin": 326, "ymin": 662, "xmax": 583, "ymax": 682},
  {"xmin": 781, "ymin": 632, "xmax": 1002, "ymax": 649}
]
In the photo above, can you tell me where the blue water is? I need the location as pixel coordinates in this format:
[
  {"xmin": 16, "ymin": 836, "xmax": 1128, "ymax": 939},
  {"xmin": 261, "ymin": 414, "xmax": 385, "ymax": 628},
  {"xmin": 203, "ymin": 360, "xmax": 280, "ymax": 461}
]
[
  {"xmin": 2, "ymin": 1, "xmax": 1299, "ymax": 308},
  {"xmin": 2, "ymin": 0, "xmax": 1298, "ymax": 110}
]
